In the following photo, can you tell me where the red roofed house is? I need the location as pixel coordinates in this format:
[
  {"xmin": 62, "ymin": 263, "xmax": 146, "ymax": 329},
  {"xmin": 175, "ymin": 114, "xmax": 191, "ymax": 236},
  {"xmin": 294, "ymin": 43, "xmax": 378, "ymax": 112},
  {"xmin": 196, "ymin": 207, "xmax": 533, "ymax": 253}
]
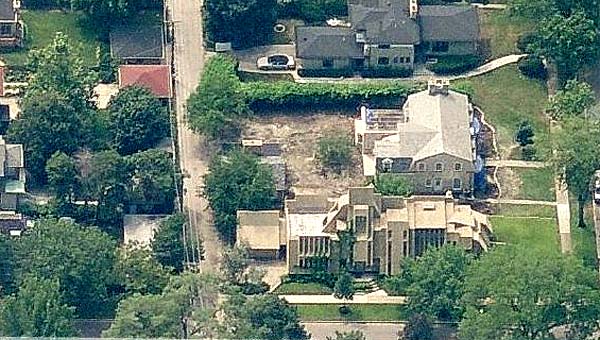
[{"xmin": 118, "ymin": 65, "xmax": 172, "ymax": 99}]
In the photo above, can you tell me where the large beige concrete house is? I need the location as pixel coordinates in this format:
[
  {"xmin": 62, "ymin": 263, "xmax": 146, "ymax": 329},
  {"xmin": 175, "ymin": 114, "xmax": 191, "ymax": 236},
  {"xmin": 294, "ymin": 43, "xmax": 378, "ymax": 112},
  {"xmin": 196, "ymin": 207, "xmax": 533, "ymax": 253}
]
[
  {"xmin": 237, "ymin": 186, "xmax": 492, "ymax": 275},
  {"xmin": 295, "ymin": 0, "xmax": 480, "ymax": 72},
  {"xmin": 355, "ymin": 79, "xmax": 483, "ymax": 195}
]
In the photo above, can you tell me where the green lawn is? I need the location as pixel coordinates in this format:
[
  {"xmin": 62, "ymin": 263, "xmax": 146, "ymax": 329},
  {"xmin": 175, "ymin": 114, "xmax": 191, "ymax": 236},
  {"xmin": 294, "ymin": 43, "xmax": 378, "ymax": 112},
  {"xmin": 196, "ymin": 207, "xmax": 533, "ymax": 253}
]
[
  {"xmin": 568, "ymin": 195, "xmax": 598, "ymax": 269},
  {"xmin": 491, "ymin": 216, "xmax": 560, "ymax": 254},
  {"xmin": 513, "ymin": 167, "xmax": 556, "ymax": 202},
  {"xmin": 274, "ymin": 282, "xmax": 333, "ymax": 295},
  {"xmin": 479, "ymin": 9, "xmax": 533, "ymax": 59},
  {"xmin": 1, "ymin": 10, "xmax": 106, "ymax": 66},
  {"xmin": 295, "ymin": 304, "xmax": 408, "ymax": 321},
  {"xmin": 496, "ymin": 203, "xmax": 556, "ymax": 218},
  {"xmin": 460, "ymin": 66, "xmax": 548, "ymax": 156}
]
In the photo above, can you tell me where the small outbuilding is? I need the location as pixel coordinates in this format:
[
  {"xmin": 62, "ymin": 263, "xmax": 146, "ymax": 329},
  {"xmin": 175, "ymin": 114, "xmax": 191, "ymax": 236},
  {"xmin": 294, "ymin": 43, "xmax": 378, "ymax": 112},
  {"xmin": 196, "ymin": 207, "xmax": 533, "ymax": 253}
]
[{"xmin": 236, "ymin": 210, "xmax": 286, "ymax": 260}]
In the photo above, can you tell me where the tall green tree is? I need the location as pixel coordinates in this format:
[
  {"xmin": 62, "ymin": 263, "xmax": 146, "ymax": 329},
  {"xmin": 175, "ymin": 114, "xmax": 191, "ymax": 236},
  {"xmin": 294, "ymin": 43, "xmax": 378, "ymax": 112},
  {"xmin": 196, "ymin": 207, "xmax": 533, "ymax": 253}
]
[
  {"xmin": 126, "ymin": 149, "xmax": 175, "ymax": 214},
  {"xmin": 546, "ymin": 79, "xmax": 595, "ymax": 120},
  {"xmin": 0, "ymin": 276, "xmax": 76, "ymax": 337},
  {"xmin": 531, "ymin": 11, "xmax": 599, "ymax": 80},
  {"xmin": 151, "ymin": 213, "xmax": 201, "ymax": 273},
  {"xmin": 108, "ymin": 86, "xmax": 169, "ymax": 155},
  {"xmin": 221, "ymin": 293, "xmax": 309, "ymax": 340},
  {"xmin": 187, "ymin": 55, "xmax": 248, "ymax": 140},
  {"xmin": 459, "ymin": 246, "xmax": 600, "ymax": 340},
  {"xmin": 374, "ymin": 174, "xmax": 414, "ymax": 196},
  {"xmin": 115, "ymin": 243, "xmax": 171, "ymax": 296},
  {"xmin": 390, "ymin": 246, "xmax": 471, "ymax": 322},
  {"xmin": 0, "ymin": 234, "xmax": 14, "ymax": 296},
  {"xmin": 45, "ymin": 151, "xmax": 79, "ymax": 202},
  {"xmin": 401, "ymin": 313, "xmax": 433, "ymax": 340},
  {"xmin": 104, "ymin": 273, "xmax": 220, "ymax": 338},
  {"xmin": 548, "ymin": 116, "xmax": 600, "ymax": 227},
  {"xmin": 14, "ymin": 218, "xmax": 117, "ymax": 318},
  {"xmin": 204, "ymin": 150, "xmax": 277, "ymax": 243},
  {"xmin": 204, "ymin": 0, "xmax": 277, "ymax": 48}
]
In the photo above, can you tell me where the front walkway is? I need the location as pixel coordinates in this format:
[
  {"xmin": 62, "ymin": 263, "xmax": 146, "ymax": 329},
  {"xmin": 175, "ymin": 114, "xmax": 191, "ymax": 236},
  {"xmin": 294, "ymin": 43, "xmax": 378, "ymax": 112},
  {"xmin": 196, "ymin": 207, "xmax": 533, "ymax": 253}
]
[
  {"xmin": 486, "ymin": 159, "xmax": 546, "ymax": 168},
  {"xmin": 280, "ymin": 291, "xmax": 406, "ymax": 304}
]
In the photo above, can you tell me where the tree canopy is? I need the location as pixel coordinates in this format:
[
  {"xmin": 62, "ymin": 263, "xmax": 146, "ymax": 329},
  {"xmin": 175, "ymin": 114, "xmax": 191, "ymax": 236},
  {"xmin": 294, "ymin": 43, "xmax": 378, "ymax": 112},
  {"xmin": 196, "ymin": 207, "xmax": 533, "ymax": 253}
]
[
  {"xmin": 374, "ymin": 174, "xmax": 414, "ymax": 196},
  {"xmin": 531, "ymin": 11, "xmax": 599, "ymax": 79},
  {"xmin": 46, "ymin": 151, "xmax": 79, "ymax": 202},
  {"xmin": 203, "ymin": 0, "xmax": 277, "ymax": 48},
  {"xmin": 459, "ymin": 246, "xmax": 600, "ymax": 340},
  {"xmin": 0, "ymin": 276, "xmax": 76, "ymax": 337},
  {"xmin": 546, "ymin": 79, "xmax": 595, "ymax": 120},
  {"xmin": 204, "ymin": 150, "xmax": 277, "ymax": 243},
  {"xmin": 126, "ymin": 149, "xmax": 175, "ymax": 214},
  {"xmin": 13, "ymin": 219, "xmax": 117, "ymax": 318},
  {"xmin": 115, "ymin": 243, "xmax": 171, "ymax": 296},
  {"xmin": 151, "ymin": 213, "xmax": 198, "ymax": 273},
  {"xmin": 104, "ymin": 273, "xmax": 220, "ymax": 338},
  {"xmin": 390, "ymin": 246, "xmax": 471, "ymax": 322},
  {"xmin": 108, "ymin": 86, "xmax": 169, "ymax": 155},
  {"xmin": 401, "ymin": 313, "xmax": 434, "ymax": 340},
  {"xmin": 187, "ymin": 55, "xmax": 248, "ymax": 140},
  {"xmin": 548, "ymin": 116, "xmax": 600, "ymax": 227}
]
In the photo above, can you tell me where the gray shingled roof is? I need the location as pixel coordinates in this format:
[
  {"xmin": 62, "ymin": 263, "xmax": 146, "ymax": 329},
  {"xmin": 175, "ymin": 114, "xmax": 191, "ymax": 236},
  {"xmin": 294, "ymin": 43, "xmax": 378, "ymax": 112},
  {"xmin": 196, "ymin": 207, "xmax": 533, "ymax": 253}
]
[
  {"xmin": 374, "ymin": 88, "xmax": 474, "ymax": 163},
  {"xmin": 349, "ymin": 4, "xmax": 420, "ymax": 45},
  {"xmin": 0, "ymin": 0, "xmax": 15, "ymax": 21},
  {"xmin": 296, "ymin": 26, "xmax": 363, "ymax": 59},
  {"xmin": 110, "ymin": 25, "xmax": 164, "ymax": 59},
  {"xmin": 419, "ymin": 5, "xmax": 480, "ymax": 42}
]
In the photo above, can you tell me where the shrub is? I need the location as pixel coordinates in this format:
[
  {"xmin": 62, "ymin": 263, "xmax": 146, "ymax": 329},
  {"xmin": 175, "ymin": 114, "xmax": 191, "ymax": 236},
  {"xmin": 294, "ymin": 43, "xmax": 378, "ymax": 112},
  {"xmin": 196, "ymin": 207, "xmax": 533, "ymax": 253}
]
[
  {"xmin": 375, "ymin": 174, "xmax": 414, "ymax": 196},
  {"xmin": 515, "ymin": 120, "xmax": 534, "ymax": 146},
  {"xmin": 521, "ymin": 145, "xmax": 537, "ymax": 161},
  {"xmin": 425, "ymin": 55, "xmax": 483, "ymax": 75},
  {"xmin": 283, "ymin": 271, "xmax": 337, "ymax": 288},
  {"xmin": 242, "ymin": 81, "xmax": 416, "ymax": 111},
  {"xmin": 285, "ymin": 0, "xmax": 347, "ymax": 23},
  {"xmin": 518, "ymin": 55, "xmax": 547, "ymax": 80},
  {"xmin": 297, "ymin": 67, "xmax": 355, "ymax": 78},
  {"xmin": 517, "ymin": 32, "xmax": 539, "ymax": 53},
  {"xmin": 361, "ymin": 67, "xmax": 412, "ymax": 78},
  {"xmin": 317, "ymin": 131, "xmax": 353, "ymax": 172}
]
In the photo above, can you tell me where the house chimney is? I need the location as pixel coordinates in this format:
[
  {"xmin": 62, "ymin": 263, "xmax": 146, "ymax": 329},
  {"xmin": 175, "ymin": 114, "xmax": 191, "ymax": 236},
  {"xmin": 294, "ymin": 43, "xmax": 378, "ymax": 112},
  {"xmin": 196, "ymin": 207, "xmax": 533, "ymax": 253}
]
[
  {"xmin": 428, "ymin": 78, "xmax": 450, "ymax": 96},
  {"xmin": 13, "ymin": 0, "xmax": 20, "ymax": 10},
  {"xmin": 409, "ymin": 0, "xmax": 418, "ymax": 19}
]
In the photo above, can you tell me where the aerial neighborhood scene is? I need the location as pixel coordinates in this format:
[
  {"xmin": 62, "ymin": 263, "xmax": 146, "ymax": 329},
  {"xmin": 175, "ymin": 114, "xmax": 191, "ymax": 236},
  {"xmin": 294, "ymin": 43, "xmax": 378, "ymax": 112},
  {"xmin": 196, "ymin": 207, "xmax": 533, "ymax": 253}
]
[{"xmin": 2, "ymin": 0, "xmax": 600, "ymax": 339}]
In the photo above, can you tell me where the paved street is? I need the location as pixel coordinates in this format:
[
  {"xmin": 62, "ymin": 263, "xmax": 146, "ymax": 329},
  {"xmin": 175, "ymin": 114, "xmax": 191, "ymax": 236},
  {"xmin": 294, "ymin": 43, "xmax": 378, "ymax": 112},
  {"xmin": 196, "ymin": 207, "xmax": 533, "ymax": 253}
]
[
  {"xmin": 168, "ymin": 0, "xmax": 222, "ymax": 271},
  {"xmin": 280, "ymin": 292, "xmax": 406, "ymax": 304},
  {"xmin": 303, "ymin": 322, "xmax": 404, "ymax": 340}
]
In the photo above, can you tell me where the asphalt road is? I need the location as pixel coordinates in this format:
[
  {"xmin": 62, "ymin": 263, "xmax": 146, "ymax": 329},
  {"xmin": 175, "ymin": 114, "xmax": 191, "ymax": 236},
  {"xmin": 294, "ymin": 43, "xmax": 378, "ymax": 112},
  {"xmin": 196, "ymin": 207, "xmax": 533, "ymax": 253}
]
[
  {"xmin": 303, "ymin": 322, "xmax": 403, "ymax": 340},
  {"xmin": 168, "ymin": 0, "xmax": 222, "ymax": 272}
]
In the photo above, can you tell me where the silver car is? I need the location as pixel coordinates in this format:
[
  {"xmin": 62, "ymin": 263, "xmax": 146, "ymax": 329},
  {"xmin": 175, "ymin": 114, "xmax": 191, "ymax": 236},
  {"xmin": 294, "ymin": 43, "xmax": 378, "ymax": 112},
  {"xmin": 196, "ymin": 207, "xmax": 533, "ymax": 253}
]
[{"xmin": 257, "ymin": 54, "xmax": 296, "ymax": 71}]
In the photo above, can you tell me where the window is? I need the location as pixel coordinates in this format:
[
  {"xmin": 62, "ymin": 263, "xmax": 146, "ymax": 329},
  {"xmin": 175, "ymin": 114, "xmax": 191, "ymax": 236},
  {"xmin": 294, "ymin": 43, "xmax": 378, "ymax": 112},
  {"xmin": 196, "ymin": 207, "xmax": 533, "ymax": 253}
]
[
  {"xmin": 0, "ymin": 24, "xmax": 11, "ymax": 36},
  {"xmin": 435, "ymin": 163, "xmax": 443, "ymax": 171},
  {"xmin": 432, "ymin": 41, "xmax": 449, "ymax": 53},
  {"xmin": 387, "ymin": 230, "xmax": 393, "ymax": 239},
  {"xmin": 393, "ymin": 56, "xmax": 399, "ymax": 64},
  {"xmin": 406, "ymin": 57, "xmax": 411, "ymax": 63},
  {"xmin": 382, "ymin": 158, "xmax": 393, "ymax": 172},
  {"xmin": 379, "ymin": 44, "xmax": 390, "ymax": 49},
  {"xmin": 454, "ymin": 162, "xmax": 462, "ymax": 171},
  {"xmin": 434, "ymin": 178, "xmax": 442, "ymax": 187},
  {"xmin": 323, "ymin": 58, "xmax": 334, "ymax": 68},
  {"xmin": 355, "ymin": 216, "xmax": 367, "ymax": 234},
  {"xmin": 453, "ymin": 178, "xmax": 462, "ymax": 189},
  {"xmin": 425, "ymin": 179, "xmax": 432, "ymax": 187},
  {"xmin": 418, "ymin": 163, "xmax": 426, "ymax": 171},
  {"xmin": 378, "ymin": 57, "xmax": 389, "ymax": 65}
]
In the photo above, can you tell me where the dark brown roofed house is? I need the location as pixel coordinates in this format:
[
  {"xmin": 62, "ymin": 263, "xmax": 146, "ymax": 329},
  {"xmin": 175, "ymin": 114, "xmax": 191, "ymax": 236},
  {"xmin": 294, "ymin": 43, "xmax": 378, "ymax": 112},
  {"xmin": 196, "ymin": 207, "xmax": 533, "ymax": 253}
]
[{"xmin": 110, "ymin": 25, "xmax": 165, "ymax": 64}]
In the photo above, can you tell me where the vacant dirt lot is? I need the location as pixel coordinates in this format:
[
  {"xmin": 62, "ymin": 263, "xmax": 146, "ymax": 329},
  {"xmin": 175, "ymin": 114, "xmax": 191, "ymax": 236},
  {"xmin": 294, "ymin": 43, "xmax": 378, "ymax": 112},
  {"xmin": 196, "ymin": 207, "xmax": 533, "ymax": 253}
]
[{"xmin": 244, "ymin": 114, "xmax": 366, "ymax": 198}]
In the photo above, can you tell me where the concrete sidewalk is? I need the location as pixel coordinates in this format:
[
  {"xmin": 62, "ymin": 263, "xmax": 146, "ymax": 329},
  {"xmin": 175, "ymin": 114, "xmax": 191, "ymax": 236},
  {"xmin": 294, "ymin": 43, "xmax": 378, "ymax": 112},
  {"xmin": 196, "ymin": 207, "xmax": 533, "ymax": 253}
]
[
  {"xmin": 280, "ymin": 292, "xmax": 406, "ymax": 305},
  {"xmin": 486, "ymin": 160, "xmax": 546, "ymax": 168},
  {"xmin": 482, "ymin": 198, "xmax": 557, "ymax": 206}
]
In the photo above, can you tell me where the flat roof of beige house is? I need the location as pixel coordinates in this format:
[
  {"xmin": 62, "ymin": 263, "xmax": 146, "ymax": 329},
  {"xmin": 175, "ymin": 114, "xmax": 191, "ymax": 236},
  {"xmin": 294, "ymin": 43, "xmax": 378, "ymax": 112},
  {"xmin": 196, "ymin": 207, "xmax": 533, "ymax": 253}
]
[{"xmin": 237, "ymin": 210, "xmax": 281, "ymax": 250}]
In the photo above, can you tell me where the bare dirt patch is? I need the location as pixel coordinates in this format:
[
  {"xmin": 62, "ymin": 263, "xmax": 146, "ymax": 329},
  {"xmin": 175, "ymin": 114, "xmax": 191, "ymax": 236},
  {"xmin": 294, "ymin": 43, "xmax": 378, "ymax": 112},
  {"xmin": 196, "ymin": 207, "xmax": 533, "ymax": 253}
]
[
  {"xmin": 243, "ymin": 114, "xmax": 367, "ymax": 198},
  {"xmin": 496, "ymin": 167, "xmax": 522, "ymax": 199}
]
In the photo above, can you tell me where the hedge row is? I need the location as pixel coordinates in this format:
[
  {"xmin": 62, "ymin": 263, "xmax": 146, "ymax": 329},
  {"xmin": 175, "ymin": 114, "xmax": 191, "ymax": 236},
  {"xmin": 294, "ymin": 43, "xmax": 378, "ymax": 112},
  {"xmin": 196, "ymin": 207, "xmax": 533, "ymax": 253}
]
[
  {"xmin": 426, "ymin": 55, "xmax": 484, "ymax": 75},
  {"xmin": 297, "ymin": 67, "xmax": 413, "ymax": 78},
  {"xmin": 241, "ymin": 80, "xmax": 417, "ymax": 111}
]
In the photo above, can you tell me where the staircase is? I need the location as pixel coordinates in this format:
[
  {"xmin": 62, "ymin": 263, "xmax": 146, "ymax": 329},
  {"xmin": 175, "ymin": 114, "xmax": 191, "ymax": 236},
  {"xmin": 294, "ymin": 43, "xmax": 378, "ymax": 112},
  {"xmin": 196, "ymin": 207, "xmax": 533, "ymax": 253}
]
[{"xmin": 353, "ymin": 277, "xmax": 380, "ymax": 295}]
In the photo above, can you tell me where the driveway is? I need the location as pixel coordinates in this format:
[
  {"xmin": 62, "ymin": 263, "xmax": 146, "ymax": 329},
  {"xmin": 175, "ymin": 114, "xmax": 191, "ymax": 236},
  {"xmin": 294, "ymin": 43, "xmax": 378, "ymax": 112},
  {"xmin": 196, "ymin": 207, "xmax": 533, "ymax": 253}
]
[{"xmin": 233, "ymin": 44, "xmax": 296, "ymax": 72}]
